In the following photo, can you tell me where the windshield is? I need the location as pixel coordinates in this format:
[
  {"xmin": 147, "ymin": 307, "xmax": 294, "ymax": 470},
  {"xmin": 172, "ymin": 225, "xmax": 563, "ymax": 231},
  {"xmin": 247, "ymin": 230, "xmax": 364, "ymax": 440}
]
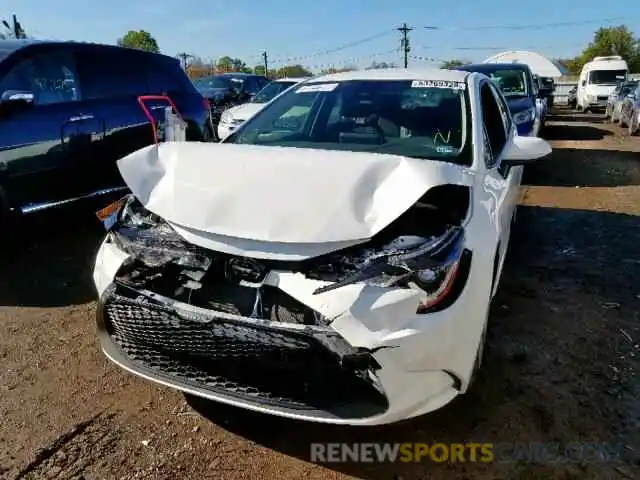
[
  {"xmin": 588, "ymin": 70, "xmax": 627, "ymax": 85},
  {"xmin": 619, "ymin": 83, "xmax": 638, "ymax": 98},
  {"xmin": 225, "ymin": 79, "xmax": 471, "ymax": 165},
  {"xmin": 252, "ymin": 81, "xmax": 297, "ymax": 103},
  {"xmin": 486, "ymin": 69, "xmax": 529, "ymax": 97},
  {"xmin": 193, "ymin": 76, "xmax": 233, "ymax": 90}
]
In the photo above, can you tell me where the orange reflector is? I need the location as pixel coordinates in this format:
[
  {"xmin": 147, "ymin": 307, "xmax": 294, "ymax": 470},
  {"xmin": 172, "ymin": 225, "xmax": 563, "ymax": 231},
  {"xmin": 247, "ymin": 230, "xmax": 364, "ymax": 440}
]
[{"xmin": 96, "ymin": 197, "xmax": 126, "ymax": 222}]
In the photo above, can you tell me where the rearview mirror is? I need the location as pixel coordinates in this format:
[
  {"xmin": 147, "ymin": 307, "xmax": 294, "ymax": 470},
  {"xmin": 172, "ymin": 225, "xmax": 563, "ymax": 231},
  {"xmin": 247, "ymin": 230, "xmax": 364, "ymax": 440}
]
[
  {"xmin": 0, "ymin": 89, "xmax": 34, "ymax": 104},
  {"xmin": 502, "ymin": 135, "xmax": 552, "ymax": 166}
]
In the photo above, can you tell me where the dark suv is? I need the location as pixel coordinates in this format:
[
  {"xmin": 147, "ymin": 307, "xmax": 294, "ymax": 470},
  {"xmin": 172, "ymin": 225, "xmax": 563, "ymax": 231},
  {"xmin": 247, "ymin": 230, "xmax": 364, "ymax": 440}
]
[
  {"xmin": 0, "ymin": 40, "xmax": 211, "ymax": 225},
  {"xmin": 192, "ymin": 73, "xmax": 268, "ymax": 136}
]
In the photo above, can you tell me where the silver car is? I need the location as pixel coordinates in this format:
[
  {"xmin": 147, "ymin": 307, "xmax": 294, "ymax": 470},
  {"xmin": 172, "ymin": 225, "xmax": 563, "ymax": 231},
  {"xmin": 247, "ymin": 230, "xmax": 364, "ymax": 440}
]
[
  {"xmin": 606, "ymin": 81, "xmax": 638, "ymax": 124},
  {"xmin": 618, "ymin": 82, "xmax": 640, "ymax": 135}
]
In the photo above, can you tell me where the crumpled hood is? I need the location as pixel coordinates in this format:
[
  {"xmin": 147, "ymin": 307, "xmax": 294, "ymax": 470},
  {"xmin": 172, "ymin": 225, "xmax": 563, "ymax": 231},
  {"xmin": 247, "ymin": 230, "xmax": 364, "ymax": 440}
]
[
  {"xmin": 116, "ymin": 142, "xmax": 474, "ymax": 259},
  {"xmin": 225, "ymin": 102, "xmax": 264, "ymax": 121}
]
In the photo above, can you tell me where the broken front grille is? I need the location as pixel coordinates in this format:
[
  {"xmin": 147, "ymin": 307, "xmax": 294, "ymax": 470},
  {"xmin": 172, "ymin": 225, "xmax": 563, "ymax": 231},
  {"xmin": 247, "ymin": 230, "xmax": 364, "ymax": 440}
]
[{"xmin": 99, "ymin": 284, "xmax": 389, "ymax": 417}]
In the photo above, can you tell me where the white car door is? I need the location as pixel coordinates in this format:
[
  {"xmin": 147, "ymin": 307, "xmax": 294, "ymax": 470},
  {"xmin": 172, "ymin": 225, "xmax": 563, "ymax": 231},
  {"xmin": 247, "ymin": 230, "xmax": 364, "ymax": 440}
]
[{"xmin": 476, "ymin": 79, "xmax": 518, "ymax": 279}]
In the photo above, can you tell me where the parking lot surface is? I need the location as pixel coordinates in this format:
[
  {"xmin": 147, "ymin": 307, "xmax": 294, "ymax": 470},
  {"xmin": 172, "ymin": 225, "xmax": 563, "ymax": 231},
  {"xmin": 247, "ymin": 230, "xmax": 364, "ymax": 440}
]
[{"xmin": 1, "ymin": 108, "xmax": 639, "ymax": 479}]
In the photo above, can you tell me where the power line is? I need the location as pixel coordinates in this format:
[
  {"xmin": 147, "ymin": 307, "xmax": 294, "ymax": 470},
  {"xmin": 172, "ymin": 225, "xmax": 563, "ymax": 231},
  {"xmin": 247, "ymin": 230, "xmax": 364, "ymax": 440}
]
[
  {"xmin": 418, "ymin": 43, "xmax": 586, "ymax": 52},
  {"xmin": 421, "ymin": 16, "xmax": 629, "ymax": 31},
  {"xmin": 268, "ymin": 30, "xmax": 394, "ymax": 64},
  {"xmin": 397, "ymin": 23, "xmax": 413, "ymax": 68}
]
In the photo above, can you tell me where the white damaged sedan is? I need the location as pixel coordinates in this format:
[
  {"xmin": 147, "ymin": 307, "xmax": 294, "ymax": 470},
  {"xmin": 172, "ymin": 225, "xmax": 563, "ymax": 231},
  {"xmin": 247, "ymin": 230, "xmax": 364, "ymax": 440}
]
[{"xmin": 93, "ymin": 68, "xmax": 551, "ymax": 426}]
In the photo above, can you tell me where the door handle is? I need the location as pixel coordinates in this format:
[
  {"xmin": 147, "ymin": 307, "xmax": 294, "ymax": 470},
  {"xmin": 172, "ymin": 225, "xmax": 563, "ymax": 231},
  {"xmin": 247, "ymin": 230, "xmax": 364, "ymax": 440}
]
[
  {"xmin": 61, "ymin": 114, "xmax": 105, "ymax": 144},
  {"xmin": 67, "ymin": 114, "xmax": 95, "ymax": 122}
]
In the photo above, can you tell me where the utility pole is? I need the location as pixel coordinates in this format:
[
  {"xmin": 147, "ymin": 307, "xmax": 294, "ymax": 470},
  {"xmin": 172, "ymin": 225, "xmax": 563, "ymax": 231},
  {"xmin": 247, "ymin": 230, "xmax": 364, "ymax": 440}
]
[
  {"xmin": 176, "ymin": 52, "xmax": 193, "ymax": 70},
  {"xmin": 13, "ymin": 15, "xmax": 25, "ymax": 38},
  {"xmin": 262, "ymin": 51, "xmax": 269, "ymax": 78},
  {"xmin": 396, "ymin": 23, "xmax": 413, "ymax": 68},
  {"xmin": 2, "ymin": 14, "xmax": 26, "ymax": 39}
]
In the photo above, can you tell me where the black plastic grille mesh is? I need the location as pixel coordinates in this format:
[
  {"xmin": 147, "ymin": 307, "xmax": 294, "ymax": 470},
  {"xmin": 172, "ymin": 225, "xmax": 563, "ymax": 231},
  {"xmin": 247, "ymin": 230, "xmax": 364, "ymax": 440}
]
[{"xmin": 102, "ymin": 289, "xmax": 388, "ymax": 415}]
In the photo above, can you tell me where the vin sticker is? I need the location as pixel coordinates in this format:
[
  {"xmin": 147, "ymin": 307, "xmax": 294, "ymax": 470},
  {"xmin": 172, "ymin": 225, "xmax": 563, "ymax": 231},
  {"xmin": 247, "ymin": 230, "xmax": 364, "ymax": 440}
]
[
  {"xmin": 411, "ymin": 80, "xmax": 466, "ymax": 90},
  {"xmin": 296, "ymin": 83, "xmax": 338, "ymax": 93}
]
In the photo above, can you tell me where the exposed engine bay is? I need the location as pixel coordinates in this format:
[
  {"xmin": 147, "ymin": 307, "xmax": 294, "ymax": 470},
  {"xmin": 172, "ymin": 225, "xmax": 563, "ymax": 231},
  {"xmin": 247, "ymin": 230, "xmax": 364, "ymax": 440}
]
[{"xmin": 107, "ymin": 184, "xmax": 470, "ymax": 326}]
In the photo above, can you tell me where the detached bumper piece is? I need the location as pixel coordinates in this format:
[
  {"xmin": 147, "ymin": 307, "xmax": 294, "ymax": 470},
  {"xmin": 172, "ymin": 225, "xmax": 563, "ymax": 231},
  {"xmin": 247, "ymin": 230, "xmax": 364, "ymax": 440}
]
[{"xmin": 97, "ymin": 283, "xmax": 389, "ymax": 419}]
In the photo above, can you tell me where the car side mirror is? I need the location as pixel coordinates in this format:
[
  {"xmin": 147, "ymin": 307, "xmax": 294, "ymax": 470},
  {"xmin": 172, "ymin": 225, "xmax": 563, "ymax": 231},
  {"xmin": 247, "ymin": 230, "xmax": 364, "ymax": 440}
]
[
  {"xmin": 502, "ymin": 136, "xmax": 552, "ymax": 167},
  {"xmin": 581, "ymin": 80, "xmax": 586, "ymax": 87}
]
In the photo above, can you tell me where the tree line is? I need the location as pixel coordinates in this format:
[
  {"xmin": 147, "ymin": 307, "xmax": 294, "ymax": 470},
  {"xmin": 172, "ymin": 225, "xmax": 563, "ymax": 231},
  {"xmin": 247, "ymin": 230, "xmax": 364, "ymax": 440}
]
[
  {"xmin": 438, "ymin": 26, "xmax": 640, "ymax": 75},
  {"xmin": 117, "ymin": 25, "xmax": 640, "ymax": 78}
]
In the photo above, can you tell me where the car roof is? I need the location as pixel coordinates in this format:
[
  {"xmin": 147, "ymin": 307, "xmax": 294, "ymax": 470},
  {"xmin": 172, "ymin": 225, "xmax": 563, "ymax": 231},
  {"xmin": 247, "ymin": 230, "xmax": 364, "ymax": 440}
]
[
  {"xmin": 307, "ymin": 68, "xmax": 469, "ymax": 83},
  {"xmin": 219, "ymin": 72, "xmax": 264, "ymax": 77},
  {"xmin": 457, "ymin": 62, "xmax": 531, "ymax": 73},
  {"xmin": 0, "ymin": 39, "xmax": 175, "ymax": 62},
  {"xmin": 274, "ymin": 77, "xmax": 310, "ymax": 82},
  {"xmin": 0, "ymin": 39, "xmax": 45, "ymax": 57}
]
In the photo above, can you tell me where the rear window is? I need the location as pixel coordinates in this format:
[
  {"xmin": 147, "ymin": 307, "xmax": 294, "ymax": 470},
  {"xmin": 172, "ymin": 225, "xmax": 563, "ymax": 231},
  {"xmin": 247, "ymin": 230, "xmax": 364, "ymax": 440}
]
[
  {"xmin": 145, "ymin": 56, "xmax": 194, "ymax": 94},
  {"xmin": 252, "ymin": 81, "xmax": 298, "ymax": 103},
  {"xmin": 75, "ymin": 47, "xmax": 192, "ymax": 100}
]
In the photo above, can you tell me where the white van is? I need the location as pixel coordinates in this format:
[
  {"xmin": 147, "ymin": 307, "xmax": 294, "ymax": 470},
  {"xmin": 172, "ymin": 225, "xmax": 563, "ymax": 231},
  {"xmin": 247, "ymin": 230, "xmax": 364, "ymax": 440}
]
[{"xmin": 577, "ymin": 56, "xmax": 629, "ymax": 112}]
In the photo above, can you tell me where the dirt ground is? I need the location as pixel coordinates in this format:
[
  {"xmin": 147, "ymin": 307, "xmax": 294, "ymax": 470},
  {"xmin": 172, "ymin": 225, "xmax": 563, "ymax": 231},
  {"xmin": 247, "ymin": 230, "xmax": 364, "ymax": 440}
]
[{"xmin": 1, "ymin": 108, "xmax": 639, "ymax": 480}]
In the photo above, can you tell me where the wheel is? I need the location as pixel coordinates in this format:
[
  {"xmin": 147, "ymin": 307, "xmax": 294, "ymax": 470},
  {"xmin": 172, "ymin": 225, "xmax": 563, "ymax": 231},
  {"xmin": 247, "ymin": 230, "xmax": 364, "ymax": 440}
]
[
  {"xmin": 629, "ymin": 113, "xmax": 639, "ymax": 136},
  {"xmin": 203, "ymin": 122, "xmax": 216, "ymax": 142},
  {"xmin": 0, "ymin": 191, "xmax": 14, "ymax": 250},
  {"xmin": 468, "ymin": 320, "xmax": 488, "ymax": 389}
]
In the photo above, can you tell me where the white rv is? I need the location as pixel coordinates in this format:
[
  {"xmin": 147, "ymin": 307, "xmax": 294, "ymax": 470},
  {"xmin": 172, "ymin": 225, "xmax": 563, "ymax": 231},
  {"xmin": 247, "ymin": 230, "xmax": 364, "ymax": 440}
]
[{"xmin": 577, "ymin": 56, "xmax": 629, "ymax": 112}]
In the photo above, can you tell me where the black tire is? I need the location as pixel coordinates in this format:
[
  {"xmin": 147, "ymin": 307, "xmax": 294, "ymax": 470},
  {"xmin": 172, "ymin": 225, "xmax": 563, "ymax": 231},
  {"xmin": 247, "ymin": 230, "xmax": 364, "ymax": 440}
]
[
  {"xmin": 469, "ymin": 319, "xmax": 488, "ymax": 389},
  {"xmin": 489, "ymin": 248, "xmax": 501, "ymax": 300},
  {"xmin": 0, "ymin": 192, "xmax": 13, "ymax": 251},
  {"xmin": 630, "ymin": 115, "xmax": 639, "ymax": 136},
  {"xmin": 203, "ymin": 122, "xmax": 216, "ymax": 142}
]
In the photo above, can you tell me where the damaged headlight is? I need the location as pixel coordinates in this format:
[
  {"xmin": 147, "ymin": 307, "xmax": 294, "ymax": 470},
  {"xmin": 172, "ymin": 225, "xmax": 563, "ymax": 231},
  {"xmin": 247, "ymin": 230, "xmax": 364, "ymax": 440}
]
[
  {"xmin": 96, "ymin": 195, "xmax": 212, "ymax": 269},
  {"xmin": 313, "ymin": 226, "xmax": 467, "ymax": 311}
]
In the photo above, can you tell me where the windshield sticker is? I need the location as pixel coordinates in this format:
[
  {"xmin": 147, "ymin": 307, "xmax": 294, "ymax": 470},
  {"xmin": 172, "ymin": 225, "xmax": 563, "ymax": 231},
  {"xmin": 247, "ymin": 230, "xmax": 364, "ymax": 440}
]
[
  {"xmin": 411, "ymin": 80, "xmax": 466, "ymax": 90},
  {"xmin": 436, "ymin": 146, "xmax": 455, "ymax": 153},
  {"xmin": 296, "ymin": 83, "xmax": 338, "ymax": 93},
  {"xmin": 434, "ymin": 130, "xmax": 452, "ymax": 145}
]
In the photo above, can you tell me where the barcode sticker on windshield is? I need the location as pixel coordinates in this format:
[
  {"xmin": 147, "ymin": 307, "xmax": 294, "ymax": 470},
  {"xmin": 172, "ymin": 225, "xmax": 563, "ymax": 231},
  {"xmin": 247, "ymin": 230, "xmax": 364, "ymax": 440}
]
[
  {"xmin": 296, "ymin": 83, "xmax": 338, "ymax": 93},
  {"xmin": 412, "ymin": 80, "xmax": 466, "ymax": 90}
]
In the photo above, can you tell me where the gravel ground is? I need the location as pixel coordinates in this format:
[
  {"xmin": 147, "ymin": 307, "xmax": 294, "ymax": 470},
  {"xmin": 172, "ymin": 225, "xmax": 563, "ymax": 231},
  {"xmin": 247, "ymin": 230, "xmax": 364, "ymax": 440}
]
[{"xmin": 0, "ymin": 108, "xmax": 638, "ymax": 480}]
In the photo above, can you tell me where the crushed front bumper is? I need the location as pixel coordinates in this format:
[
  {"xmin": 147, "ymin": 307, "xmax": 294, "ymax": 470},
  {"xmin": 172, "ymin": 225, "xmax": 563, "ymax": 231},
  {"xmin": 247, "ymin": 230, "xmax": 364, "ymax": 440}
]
[{"xmin": 94, "ymin": 239, "xmax": 484, "ymax": 426}]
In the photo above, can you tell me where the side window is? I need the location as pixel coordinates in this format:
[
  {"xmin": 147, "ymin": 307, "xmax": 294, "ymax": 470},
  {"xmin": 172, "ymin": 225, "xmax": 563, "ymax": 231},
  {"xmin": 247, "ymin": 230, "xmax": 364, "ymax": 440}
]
[
  {"xmin": 244, "ymin": 77, "xmax": 260, "ymax": 94},
  {"xmin": 0, "ymin": 50, "xmax": 81, "ymax": 105},
  {"xmin": 258, "ymin": 77, "xmax": 269, "ymax": 89},
  {"xmin": 75, "ymin": 48, "xmax": 149, "ymax": 100},
  {"xmin": 489, "ymin": 83, "xmax": 512, "ymax": 134},
  {"xmin": 479, "ymin": 82, "xmax": 507, "ymax": 167},
  {"xmin": 145, "ymin": 57, "xmax": 189, "ymax": 94}
]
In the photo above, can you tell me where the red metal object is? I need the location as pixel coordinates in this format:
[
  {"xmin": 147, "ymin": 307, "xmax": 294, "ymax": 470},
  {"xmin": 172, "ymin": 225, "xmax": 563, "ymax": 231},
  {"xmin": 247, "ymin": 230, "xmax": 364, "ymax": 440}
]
[{"xmin": 137, "ymin": 95, "xmax": 183, "ymax": 144}]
